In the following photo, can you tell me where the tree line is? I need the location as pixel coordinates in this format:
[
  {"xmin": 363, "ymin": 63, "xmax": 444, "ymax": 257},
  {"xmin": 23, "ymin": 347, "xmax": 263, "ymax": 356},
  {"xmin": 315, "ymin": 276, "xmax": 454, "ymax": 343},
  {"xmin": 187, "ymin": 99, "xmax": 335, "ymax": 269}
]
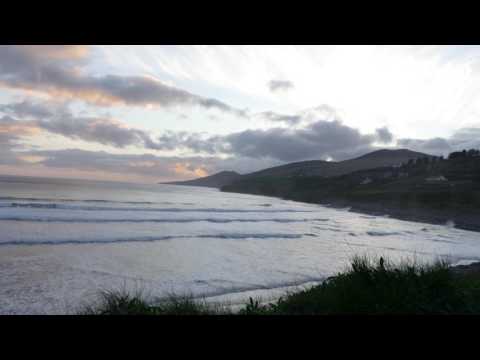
[
  {"xmin": 401, "ymin": 148, "xmax": 480, "ymax": 167},
  {"xmin": 448, "ymin": 149, "xmax": 480, "ymax": 159}
]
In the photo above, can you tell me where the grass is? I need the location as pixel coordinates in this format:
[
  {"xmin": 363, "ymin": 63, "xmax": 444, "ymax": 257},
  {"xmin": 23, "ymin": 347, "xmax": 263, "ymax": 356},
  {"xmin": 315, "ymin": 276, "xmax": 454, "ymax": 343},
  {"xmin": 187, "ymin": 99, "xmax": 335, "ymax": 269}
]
[
  {"xmin": 80, "ymin": 256, "xmax": 480, "ymax": 315},
  {"xmin": 261, "ymin": 256, "xmax": 472, "ymax": 315},
  {"xmin": 80, "ymin": 289, "xmax": 231, "ymax": 315}
]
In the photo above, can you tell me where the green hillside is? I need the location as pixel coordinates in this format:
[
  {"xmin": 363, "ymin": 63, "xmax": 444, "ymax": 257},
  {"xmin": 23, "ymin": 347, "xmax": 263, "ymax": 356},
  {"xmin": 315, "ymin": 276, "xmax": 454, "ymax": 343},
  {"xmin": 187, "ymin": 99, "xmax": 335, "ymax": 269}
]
[{"xmin": 222, "ymin": 150, "xmax": 480, "ymax": 231}]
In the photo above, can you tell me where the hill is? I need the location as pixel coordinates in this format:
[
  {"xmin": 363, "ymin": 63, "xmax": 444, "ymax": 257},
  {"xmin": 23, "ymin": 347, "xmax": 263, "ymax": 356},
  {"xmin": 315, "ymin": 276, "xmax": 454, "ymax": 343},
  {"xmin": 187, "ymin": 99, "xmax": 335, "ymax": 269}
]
[
  {"xmin": 162, "ymin": 170, "xmax": 241, "ymax": 188},
  {"xmin": 243, "ymin": 149, "xmax": 430, "ymax": 179},
  {"xmin": 164, "ymin": 149, "xmax": 432, "ymax": 188},
  {"xmin": 222, "ymin": 152, "xmax": 480, "ymax": 232}
]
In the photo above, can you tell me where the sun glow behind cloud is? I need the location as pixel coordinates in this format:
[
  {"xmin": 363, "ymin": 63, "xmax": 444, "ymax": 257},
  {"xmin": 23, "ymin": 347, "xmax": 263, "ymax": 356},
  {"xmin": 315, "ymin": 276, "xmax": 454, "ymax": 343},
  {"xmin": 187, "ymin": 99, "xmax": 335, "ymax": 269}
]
[{"xmin": 174, "ymin": 162, "xmax": 208, "ymax": 178}]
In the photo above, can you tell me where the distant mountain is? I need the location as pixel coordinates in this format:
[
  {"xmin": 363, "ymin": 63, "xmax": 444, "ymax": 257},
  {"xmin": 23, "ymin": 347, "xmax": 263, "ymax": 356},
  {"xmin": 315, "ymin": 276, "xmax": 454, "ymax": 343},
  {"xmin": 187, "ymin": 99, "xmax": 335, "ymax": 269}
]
[
  {"xmin": 162, "ymin": 171, "xmax": 242, "ymax": 188},
  {"xmin": 242, "ymin": 149, "xmax": 432, "ymax": 179},
  {"xmin": 162, "ymin": 149, "xmax": 432, "ymax": 188},
  {"xmin": 327, "ymin": 149, "xmax": 433, "ymax": 177}
]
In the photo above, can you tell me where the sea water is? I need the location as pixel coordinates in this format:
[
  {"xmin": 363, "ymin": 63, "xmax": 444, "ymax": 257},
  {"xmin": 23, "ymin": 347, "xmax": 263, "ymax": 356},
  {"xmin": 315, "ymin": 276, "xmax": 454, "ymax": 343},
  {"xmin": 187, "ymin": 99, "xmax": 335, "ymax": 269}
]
[{"xmin": 0, "ymin": 175, "xmax": 479, "ymax": 314}]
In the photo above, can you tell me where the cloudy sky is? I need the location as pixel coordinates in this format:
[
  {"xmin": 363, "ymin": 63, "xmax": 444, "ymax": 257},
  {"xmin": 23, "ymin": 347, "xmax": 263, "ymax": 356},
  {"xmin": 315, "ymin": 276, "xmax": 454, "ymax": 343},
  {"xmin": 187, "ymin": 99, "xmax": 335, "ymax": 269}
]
[{"xmin": 1, "ymin": 45, "xmax": 480, "ymax": 183}]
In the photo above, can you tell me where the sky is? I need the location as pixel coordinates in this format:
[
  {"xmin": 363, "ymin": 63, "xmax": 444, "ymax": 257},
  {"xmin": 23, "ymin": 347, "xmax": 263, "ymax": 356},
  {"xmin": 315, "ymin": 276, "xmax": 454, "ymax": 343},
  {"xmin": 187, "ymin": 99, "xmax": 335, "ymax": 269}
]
[{"xmin": 1, "ymin": 45, "xmax": 480, "ymax": 183}]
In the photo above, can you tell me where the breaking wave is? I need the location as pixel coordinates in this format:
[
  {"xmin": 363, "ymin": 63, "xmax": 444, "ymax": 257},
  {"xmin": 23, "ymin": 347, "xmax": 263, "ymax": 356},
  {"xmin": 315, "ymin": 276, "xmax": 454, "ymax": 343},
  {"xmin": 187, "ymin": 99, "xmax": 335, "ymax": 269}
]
[
  {"xmin": 366, "ymin": 231, "xmax": 402, "ymax": 237},
  {"xmin": 1, "ymin": 202, "xmax": 313, "ymax": 213},
  {"xmin": 0, "ymin": 196, "xmax": 158, "ymax": 205},
  {"xmin": 0, "ymin": 216, "xmax": 325, "ymax": 224},
  {"xmin": 0, "ymin": 233, "xmax": 304, "ymax": 246}
]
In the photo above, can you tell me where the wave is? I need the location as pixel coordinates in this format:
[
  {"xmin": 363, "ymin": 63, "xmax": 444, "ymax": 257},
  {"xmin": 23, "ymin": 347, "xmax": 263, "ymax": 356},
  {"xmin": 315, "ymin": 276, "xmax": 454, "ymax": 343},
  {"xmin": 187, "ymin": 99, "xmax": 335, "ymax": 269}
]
[
  {"xmin": 431, "ymin": 238, "xmax": 457, "ymax": 244},
  {"xmin": 0, "ymin": 216, "xmax": 325, "ymax": 224},
  {"xmin": 0, "ymin": 197, "xmax": 193, "ymax": 206},
  {"xmin": 445, "ymin": 220, "xmax": 456, "ymax": 228},
  {"xmin": 189, "ymin": 276, "xmax": 328, "ymax": 302},
  {"xmin": 366, "ymin": 231, "xmax": 402, "ymax": 237},
  {"xmin": 0, "ymin": 203, "xmax": 314, "ymax": 213},
  {"xmin": 0, "ymin": 196, "xmax": 159, "ymax": 205},
  {"xmin": 314, "ymin": 225, "xmax": 343, "ymax": 232},
  {"xmin": 0, "ymin": 233, "xmax": 304, "ymax": 246}
]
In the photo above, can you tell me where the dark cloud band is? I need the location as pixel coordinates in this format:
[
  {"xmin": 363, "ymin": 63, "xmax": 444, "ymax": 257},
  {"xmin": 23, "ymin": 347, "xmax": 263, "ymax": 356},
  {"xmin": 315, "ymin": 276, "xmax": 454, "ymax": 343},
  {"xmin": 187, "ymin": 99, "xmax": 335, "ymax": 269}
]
[{"xmin": 0, "ymin": 45, "xmax": 247, "ymax": 117}]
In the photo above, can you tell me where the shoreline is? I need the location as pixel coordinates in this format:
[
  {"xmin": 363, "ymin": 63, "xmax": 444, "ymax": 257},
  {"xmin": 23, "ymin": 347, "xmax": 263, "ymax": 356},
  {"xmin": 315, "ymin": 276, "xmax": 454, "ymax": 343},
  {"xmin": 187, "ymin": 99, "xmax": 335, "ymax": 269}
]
[
  {"xmin": 220, "ymin": 188, "xmax": 480, "ymax": 233},
  {"xmin": 451, "ymin": 260, "xmax": 480, "ymax": 275},
  {"xmin": 331, "ymin": 202, "xmax": 480, "ymax": 233}
]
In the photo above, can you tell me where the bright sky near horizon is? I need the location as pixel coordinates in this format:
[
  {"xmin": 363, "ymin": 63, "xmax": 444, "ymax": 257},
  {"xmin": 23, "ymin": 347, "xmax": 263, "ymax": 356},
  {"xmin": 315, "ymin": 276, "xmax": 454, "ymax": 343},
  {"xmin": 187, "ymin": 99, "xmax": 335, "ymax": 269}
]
[{"xmin": 1, "ymin": 45, "xmax": 480, "ymax": 183}]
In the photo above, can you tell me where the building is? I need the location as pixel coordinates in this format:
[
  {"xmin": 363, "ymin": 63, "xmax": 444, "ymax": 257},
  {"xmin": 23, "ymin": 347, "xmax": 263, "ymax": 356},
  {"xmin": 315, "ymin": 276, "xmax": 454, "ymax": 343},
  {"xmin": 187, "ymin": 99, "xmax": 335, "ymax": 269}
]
[
  {"xmin": 361, "ymin": 177, "xmax": 372, "ymax": 185},
  {"xmin": 425, "ymin": 175, "xmax": 448, "ymax": 183}
]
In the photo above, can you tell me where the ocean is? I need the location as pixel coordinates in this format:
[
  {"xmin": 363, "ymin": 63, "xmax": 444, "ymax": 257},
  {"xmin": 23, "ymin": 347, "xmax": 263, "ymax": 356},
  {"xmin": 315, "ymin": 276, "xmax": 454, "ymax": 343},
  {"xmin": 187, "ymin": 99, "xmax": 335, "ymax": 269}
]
[{"xmin": 0, "ymin": 175, "xmax": 479, "ymax": 314}]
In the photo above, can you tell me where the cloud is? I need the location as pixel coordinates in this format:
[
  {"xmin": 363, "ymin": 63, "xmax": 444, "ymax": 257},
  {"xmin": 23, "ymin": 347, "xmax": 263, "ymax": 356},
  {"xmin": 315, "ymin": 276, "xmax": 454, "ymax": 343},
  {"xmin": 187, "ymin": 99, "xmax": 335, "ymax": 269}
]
[
  {"xmin": 14, "ymin": 147, "xmax": 280, "ymax": 181},
  {"xmin": 0, "ymin": 112, "xmax": 286, "ymax": 179},
  {"xmin": 19, "ymin": 148, "xmax": 193, "ymax": 180},
  {"xmin": 304, "ymin": 104, "xmax": 339, "ymax": 119},
  {"xmin": 267, "ymin": 80, "xmax": 294, "ymax": 93},
  {"xmin": 0, "ymin": 101, "xmax": 154, "ymax": 149},
  {"xmin": 3, "ymin": 97, "xmax": 479, "ymax": 182},
  {"xmin": 0, "ymin": 100, "xmax": 56, "ymax": 119},
  {"xmin": 396, "ymin": 137, "xmax": 452, "ymax": 155},
  {"xmin": 0, "ymin": 115, "xmax": 39, "ymax": 136},
  {"xmin": 127, "ymin": 113, "xmax": 388, "ymax": 162},
  {"xmin": 0, "ymin": 121, "xmax": 279, "ymax": 181},
  {"xmin": 198, "ymin": 117, "xmax": 437, "ymax": 163},
  {"xmin": 397, "ymin": 128, "xmax": 480, "ymax": 156},
  {"xmin": 4, "ymin": 118, "xmax": 479, "ymax": 182},
  {"xmin": 7, "ymin": 96, "xmax": 476, "ymax": 167},
  {"xmin": 0, "ymin": 115, "xmax": 40, "ymax": 165},
  {"xmin": 38, "ymin": 116, "xmax": 152, "ymax": 148},
  {"xmin": 2, "ymin": 99, "xmax": 385, "ymax": 163},
  {"xmin": 448, "ymin": 128, "xmax": 480, "ymax": 149},
  {"xmin": 19, "ymin": 45, "xmax": 90, "ymax": 60},
  {"xmin": 257, "ymin": 111, "xmax": 302, "ymax": 125},
  {"xmin": 0, "ymin": 134, "xmax": 21, "ymax": 165},
  {"xmin": 375, "ymin": 127, "xmax": 394, "ymax": 143},
  {"xmin": 0, "ymin": 100, "xmax": 228, "ymax": 154},
  {"xmin": 148, "ymin": 130, "xmax": 222, "ymax": 153},
  {"xmin": 0, "ymin": 100, "xmax": 228, "ymax": 157},
  {"xmin": 218, "ymin": 119, "xmax": 385, "ymax": 162},
  {"xmin": 255, "ymin": 105, "xmax": 339, "ymax": 127},
  {"xmin": 0, "ymin": 100, "xmax": 210, "ymax": 151},
  {"xmin": 0, "ymin": 46, "xmax": 247, "ymax": 116}
]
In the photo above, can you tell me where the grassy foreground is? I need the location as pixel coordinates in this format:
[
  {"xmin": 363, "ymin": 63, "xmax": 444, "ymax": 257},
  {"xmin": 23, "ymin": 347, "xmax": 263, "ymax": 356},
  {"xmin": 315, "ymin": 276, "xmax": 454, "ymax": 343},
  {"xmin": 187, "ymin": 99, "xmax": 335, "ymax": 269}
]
[{"xmin": 80, "ymin": 256, "xmax": 480, "ymax": 315}]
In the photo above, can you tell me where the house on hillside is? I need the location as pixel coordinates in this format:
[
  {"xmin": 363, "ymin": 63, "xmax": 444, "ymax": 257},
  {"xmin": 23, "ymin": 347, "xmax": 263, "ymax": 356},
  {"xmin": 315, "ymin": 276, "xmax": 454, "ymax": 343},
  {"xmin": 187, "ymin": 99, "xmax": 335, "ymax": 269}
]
[
  {"xmin": 360, "ymin": 177, "xmax": 373, "ymax": 185},
  {"xmin": 425, "ymin": 175, "xmax": 448, "ymax": 183}
]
